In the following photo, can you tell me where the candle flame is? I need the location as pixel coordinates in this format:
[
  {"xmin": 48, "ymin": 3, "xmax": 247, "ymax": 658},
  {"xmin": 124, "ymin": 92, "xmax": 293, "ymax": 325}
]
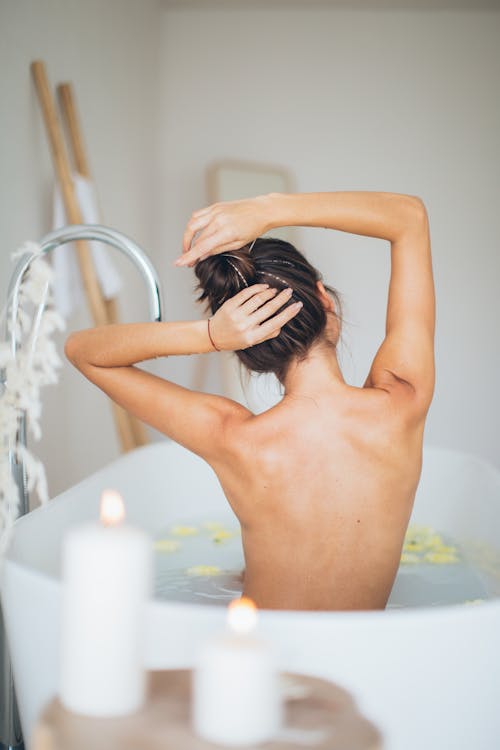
[
  {"xmin": 227, "ymin": 596, "xmax": 258, "ymax": 634},
  {"xmin": 100, "ymin": 490, "xmax": 125, "ymax": 526}
]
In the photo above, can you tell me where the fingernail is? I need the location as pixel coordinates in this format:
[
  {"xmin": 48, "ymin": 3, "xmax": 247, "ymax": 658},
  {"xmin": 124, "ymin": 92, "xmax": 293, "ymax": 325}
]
[
  {"xmin": 284, "ymin": 287, "xmax": 293, "ymax": 295},
  {"xmin": 295, "ymin": 301, "xmax": 303, "ymax": 308}
]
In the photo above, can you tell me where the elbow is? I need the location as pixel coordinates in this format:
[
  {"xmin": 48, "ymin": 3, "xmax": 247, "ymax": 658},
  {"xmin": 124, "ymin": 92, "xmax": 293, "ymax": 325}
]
[
  {"xmin": 407, "ymin": 195, "xmax": 429, "ymax": 224},
  {"xmin": 398, "ymin": 195, "xmax": 429, "ymax": 236},
  {"xmin": 64, "ymin": 332, "xmax": 84, "ymax": 368}
]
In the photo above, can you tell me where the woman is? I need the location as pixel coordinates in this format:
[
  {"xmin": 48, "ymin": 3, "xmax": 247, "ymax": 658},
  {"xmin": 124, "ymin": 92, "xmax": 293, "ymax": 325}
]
[{"xmin": 65, "ymin": 191, "xmax": 435, "ymax": 611}]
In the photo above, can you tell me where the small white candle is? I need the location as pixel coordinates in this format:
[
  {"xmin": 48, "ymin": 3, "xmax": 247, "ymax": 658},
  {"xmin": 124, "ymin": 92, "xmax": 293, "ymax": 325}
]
[
  {"xmin": 59, "ymin": 489, "xmax": 152, "ymax": 716},
  {"xmin": 193, "ymin": 597, "xmax": 282, "ymax": 746}
]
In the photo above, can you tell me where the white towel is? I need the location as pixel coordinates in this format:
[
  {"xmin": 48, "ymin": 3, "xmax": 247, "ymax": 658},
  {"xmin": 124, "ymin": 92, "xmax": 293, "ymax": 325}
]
[{"xmin": 52, "ymin": 174, "xmax": 123, "ymax": 318}]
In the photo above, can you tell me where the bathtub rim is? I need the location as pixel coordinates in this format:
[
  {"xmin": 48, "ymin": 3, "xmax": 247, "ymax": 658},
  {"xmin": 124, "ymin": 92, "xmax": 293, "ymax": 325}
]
[
  {"xmin": 3, "ymin": 440, "xmax": 500, "ymax": 619},
  {"xmin": 11, "ymin": 439, "xmax": 500, "ymax": 514}
]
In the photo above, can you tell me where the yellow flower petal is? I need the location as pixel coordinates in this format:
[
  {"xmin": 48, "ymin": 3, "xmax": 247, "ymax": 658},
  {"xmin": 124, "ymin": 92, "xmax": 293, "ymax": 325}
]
[
  {"xmin": 212, "ymin": 530, "xmax": 234, "ymax": 544},
  {"xmin": 425, "ymin": 534, "xmax": 445, "ymax": 549},
  {"xmin": 153, "ymin": 539, "xmax": 181, "ymax": 553},
  {"xmin": 171, "ymin": 525, "xmax": 199, "ymax": 537},
  {"xmin": 186, "ymin": 565, "xmax": 222, "ymax": 576},
  {"xmin": 403, "ymin": 542, "xmax": 424, "ymax": 552},
  {"xmin": 401, "ymin": 552, "xmax": 420, "ymax": 564},
  {"xmin": 424, "ymin": 551, "xmax": 460, "ymax": 564},
  {"xmin": 432, "ymin": 545, "xmax": 457, "ymax": 555},
  {"xmin": 202, "ymin": 521, "xmax": 226, "ymax": 530}
]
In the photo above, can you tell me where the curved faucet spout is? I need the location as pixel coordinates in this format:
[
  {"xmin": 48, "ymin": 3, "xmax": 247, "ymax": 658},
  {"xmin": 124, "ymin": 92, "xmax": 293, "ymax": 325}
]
[
  {"xmin": 7, "ymin": 224, "xmax": 163, "ymax": 356},
  {"xmin": 39, "ymin": 224, "xmax": 163, "ymax": 321}
]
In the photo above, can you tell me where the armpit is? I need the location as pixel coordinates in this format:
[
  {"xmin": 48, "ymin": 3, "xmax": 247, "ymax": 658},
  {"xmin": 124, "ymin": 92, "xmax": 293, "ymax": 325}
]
[{"xmin": 381, "ymin": 369, "xmax": 416, "ymax": 392}]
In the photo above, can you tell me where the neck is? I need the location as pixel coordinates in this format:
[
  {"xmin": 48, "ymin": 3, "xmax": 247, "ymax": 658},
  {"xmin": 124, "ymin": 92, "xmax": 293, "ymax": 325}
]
[{"xmin": 282, "ymin": 341, "xmax": 344, "ymax": 398}]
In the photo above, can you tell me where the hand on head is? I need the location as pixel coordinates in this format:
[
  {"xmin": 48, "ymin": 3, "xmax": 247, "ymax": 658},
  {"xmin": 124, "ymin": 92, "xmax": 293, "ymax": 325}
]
[
  {"xmin": 174, "ymin": 196, "xmax": 272, "ymax": 268},
  {"xmin": 208, "ymin": 284, "xmax": 302, "ymax": 351}
]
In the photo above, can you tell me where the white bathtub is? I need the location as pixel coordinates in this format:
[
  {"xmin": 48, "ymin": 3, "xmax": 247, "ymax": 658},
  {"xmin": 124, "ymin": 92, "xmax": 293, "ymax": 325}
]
[{"xmin": 2, "ymin": 442, "xmax": 500, "ymax": 750}]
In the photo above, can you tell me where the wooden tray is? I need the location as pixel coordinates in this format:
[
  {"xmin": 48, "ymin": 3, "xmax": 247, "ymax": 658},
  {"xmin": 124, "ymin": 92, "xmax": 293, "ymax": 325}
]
[{"xmin": 33, "ymin": 670, "xmax": 383, "ymax": 750}]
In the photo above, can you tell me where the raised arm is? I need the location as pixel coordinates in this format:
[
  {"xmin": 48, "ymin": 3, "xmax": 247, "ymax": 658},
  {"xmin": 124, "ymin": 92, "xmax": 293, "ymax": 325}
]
[
  {"xmin": 177, "ymin": 191, "xmax": 435, "ymax": 410},
  {"xmin": 268, "ymin": 192, "xmax": 435, "ymax": 407},
  {"xmin": 64, "ymin": 284, "xmax": 301, "ymax": 462}
]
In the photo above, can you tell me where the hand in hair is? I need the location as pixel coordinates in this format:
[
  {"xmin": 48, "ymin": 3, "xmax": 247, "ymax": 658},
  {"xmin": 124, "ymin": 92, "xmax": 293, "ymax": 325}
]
[
  {"xmin": 175, "ymin": 195, "xmax": 273, "ymax": 267},
  {"xmin": 208, "ymin": 283, "xmax": 302, "ymax": 351}
]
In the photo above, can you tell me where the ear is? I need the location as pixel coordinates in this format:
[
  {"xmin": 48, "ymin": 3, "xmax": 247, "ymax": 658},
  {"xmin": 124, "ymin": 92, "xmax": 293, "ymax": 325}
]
[{"xmin": 316, "ymin": 280, "xmax": 335, "ymax": 313}]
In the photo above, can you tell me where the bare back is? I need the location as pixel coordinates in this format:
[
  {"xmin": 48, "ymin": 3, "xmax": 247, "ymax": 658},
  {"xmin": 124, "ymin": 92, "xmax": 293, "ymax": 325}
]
[
  {"xmin": 68, "ymin": 191, "xmax": 435, "ymax": 612},
  {"xmin": 211, "ymin": 383, "xmax": 426, "ymax": 610}
]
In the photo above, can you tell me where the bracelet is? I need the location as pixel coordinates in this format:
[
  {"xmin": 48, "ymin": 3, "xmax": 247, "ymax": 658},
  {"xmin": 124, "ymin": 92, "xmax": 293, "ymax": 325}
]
[{"xmin": 207, "ymin": 317, "xmax": 221, "ymax": 351}]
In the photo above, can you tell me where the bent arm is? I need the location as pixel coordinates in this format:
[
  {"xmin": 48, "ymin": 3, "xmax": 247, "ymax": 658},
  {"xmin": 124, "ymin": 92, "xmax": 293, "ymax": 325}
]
[
  {"xmin": 177, "ymin": 191, "xmax": 419, "ymax": 266},
  {"xmin": 265, "ymin": 190, "xmax": 424, "ymax": 242},
  {"xmin": 64, "ymin": 320, "xmax": 248, "ymax": 462},
  {"xmin": 179, "ymin": 191, "xmax": 434, "ymax": 409},
  {"xmin": 64, "ymin": 284, "xmax": 301, "ymax": 461},
  {"xmin": 65, "ymin": 319, "xmax": 216, "ymax": 368},
  {"xmin": 269, "ymin": 191, "xmax": 435, "ymax": 408},
  {"xmin": 64, "ymin": 280, "xmax": 300, "ymax": 367}
]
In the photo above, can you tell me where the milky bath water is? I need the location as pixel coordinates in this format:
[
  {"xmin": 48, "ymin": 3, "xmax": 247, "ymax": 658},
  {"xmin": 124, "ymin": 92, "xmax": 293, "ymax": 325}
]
[{"xmin": 153, "ymin": 521, "xmax": 498, "ymax": 608}]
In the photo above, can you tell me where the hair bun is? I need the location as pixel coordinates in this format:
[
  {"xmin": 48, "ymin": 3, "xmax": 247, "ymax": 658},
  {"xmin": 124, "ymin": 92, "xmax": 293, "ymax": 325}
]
[
  {"xmin": 193, "ymin": 236, "xmax": 341, "ymax": 382},
  {"xmin": 195, "ymin": 250, "xmax": 257, "ymax": 313}
]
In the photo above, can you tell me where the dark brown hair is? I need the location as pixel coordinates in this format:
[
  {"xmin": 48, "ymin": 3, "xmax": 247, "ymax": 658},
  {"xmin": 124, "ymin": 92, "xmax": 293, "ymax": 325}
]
[{"xmin": 194, "ymin": 237, "xmax": 341, "ymax": 382}]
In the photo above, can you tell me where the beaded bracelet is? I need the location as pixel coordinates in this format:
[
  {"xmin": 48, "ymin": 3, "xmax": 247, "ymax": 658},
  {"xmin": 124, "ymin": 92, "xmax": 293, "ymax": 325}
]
[{"xmin": 207, "ymin": 317, "xmax": 220, "ymax": 351}]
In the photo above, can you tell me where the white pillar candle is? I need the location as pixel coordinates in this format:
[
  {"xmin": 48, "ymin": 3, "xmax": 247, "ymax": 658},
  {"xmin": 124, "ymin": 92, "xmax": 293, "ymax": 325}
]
[
  {"xmin": 193, "ymin": 597, "xmax": 282, "ymax": 746},
  {"xmin": 59, "ymin": 489, "xmax": 152, "ymax": 716}
]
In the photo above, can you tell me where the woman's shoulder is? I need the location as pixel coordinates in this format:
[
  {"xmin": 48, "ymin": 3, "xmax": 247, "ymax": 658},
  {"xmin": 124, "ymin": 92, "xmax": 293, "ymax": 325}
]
[{"xmin": 358, "ymin": 371, "xmax": 432, "ymax": 427}]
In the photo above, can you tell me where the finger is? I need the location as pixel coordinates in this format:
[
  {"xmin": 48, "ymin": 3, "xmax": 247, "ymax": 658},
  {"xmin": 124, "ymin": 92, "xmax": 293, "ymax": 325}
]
[
  {"xmin": 182, "ymin": 223, "xmax": 220, "ymax": 259},
  {"xmin": 224, "ymin": 283, "xmax": 270, "ymax": 309},
  {"xmin": 174, "ymin": 231, "xmax": 230, "ymax": 266},
  {"xmin": 182, "ymin": 214, "xmax": 212, "ymax": 254},
  {"xmin": 249, "ymin": 287, "xmax": 294, "ymax": 323},
  {"xmin": 195, "ymin": 239, "xmax": 247, "ymax": 264},
  {"xmin": 238, "ymin": 286, "xmax": 280, "ymax": 315},
  {"xmin": 191, "ymin": 204, "xmax": 216, "ymax": 218},
  {"xmin": 255, "ymin": 301, "xmax": 303, "ymax": 342}
]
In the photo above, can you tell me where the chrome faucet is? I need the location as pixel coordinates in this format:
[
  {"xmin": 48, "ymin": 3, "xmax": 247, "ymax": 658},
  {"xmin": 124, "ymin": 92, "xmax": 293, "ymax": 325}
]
[{"xmin": 0, "ymin": 225, "xmax": 163, "ymax": 750}]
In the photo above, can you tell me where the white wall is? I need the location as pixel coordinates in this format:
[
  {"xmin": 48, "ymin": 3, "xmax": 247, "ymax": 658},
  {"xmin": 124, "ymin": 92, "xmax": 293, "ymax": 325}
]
[
  {"xmin": 0, "ymin": 0, "xmax": 163, "ymax": 499},
  {"xmin": 156, "ymin": 5, "xmax": 500, "ymax": 468}
]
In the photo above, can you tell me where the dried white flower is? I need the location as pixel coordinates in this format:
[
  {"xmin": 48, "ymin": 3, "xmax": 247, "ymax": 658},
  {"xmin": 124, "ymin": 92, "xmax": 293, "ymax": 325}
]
[{"xmin": 0, "ymin": 243, "xmax": 65, "ymax": 561}]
